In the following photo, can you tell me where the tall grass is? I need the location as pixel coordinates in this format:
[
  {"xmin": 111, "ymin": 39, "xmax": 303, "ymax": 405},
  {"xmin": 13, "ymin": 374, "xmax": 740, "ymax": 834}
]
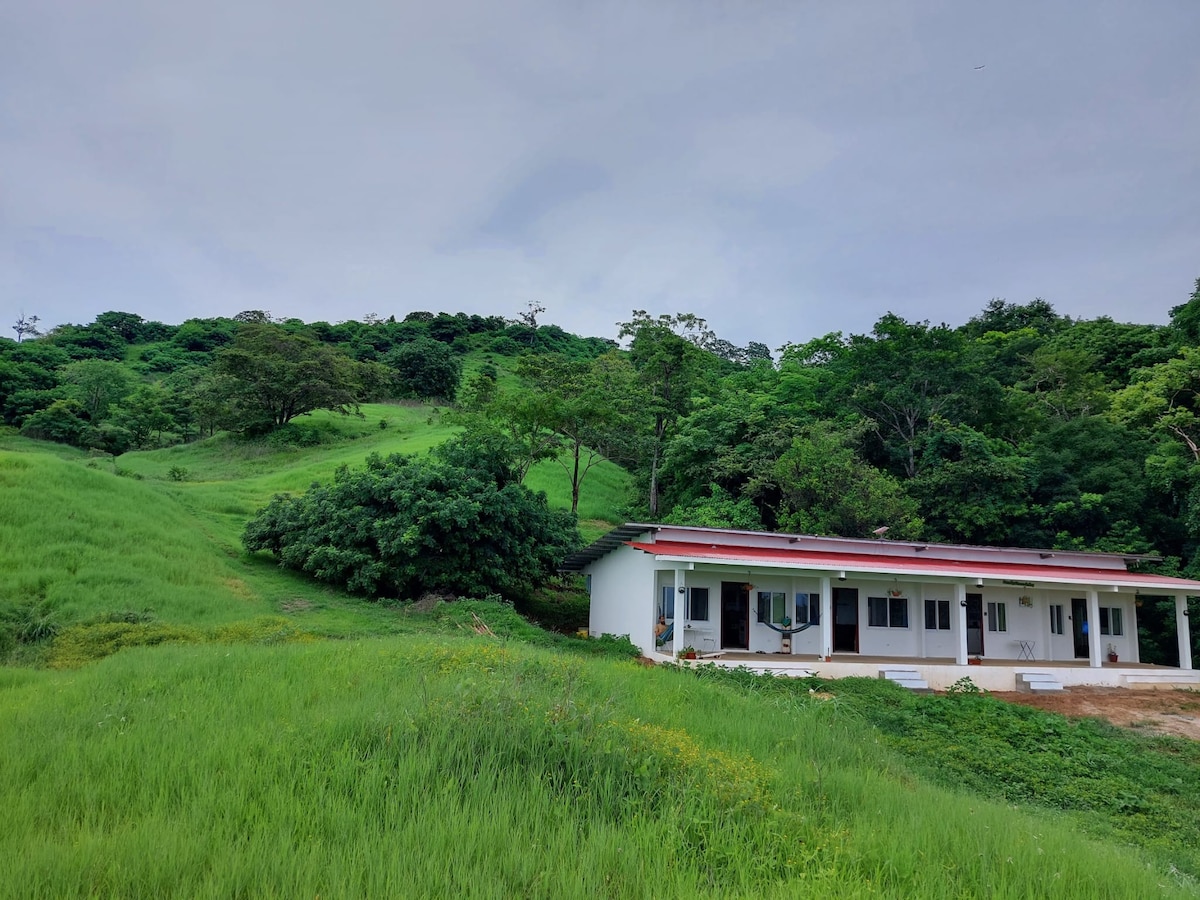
[
  {"xmin": 0, "ymin": 452, "xmax": 275, "ymax": 626},
  {"xmin": 1, "ymin": 637, "xmax": 1189, "ymax": 899}
]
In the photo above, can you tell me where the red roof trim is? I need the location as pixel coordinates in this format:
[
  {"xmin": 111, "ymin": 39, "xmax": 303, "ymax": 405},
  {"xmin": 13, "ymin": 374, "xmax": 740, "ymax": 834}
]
[{"xmin": 627, "ymin": 541, "xmax": 1200, "ymax": 591}]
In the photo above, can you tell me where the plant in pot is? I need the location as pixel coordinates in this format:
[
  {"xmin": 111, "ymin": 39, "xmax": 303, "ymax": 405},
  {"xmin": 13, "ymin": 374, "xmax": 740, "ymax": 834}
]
[
  {"xmin": 1107, "ymin": 643, "xmax": 1119, "ymax": 663},
  {"xmin": 678, "ymin": 646, "xmax": 698, "ymax": 661}
]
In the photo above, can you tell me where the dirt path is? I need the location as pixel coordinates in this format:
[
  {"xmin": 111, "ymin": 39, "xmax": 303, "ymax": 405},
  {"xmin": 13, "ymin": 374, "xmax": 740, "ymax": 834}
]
[{"xmin": 992, "ymin": 687, "xmax": 1200, "ymax": 740}]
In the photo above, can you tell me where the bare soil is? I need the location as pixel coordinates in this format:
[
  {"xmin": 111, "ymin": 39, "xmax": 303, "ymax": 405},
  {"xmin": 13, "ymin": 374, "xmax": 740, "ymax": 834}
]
[{"xmin": 992, "ymin": 687, "xmax": 1200, "ymax": 740}]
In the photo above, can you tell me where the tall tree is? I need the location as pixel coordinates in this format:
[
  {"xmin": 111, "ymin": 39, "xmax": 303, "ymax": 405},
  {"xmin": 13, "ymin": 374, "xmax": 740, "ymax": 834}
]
[
  {"xmin": 517, "ymin": 352, "xmax": 639, "ymax": 514},
  {"xmin": 12, "ymin": 312, "xmax": 41, "ymax": 343},
  {"xmin": 617, "ymin": 311, "xmax": 715, "ymax": 516},
  {"xmin": 215, "ymin": 323, "xmax": 368, "ymax": 434},
  {"xmin": 840, "ymin": 314, "xmax": 987, "ymax": 478}
]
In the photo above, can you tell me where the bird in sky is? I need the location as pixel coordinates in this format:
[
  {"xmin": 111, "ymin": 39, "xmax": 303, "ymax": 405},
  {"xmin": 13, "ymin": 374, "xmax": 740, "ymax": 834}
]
[{"xmin": 974, "ymin": 65, "xmax": 986, "ymax": 70}]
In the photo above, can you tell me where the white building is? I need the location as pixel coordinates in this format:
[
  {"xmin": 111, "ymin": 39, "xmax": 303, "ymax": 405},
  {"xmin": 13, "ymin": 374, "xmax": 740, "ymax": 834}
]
[{"xmin": 564, "ymin": 524, "xmax": 1198, "ymax": 690}]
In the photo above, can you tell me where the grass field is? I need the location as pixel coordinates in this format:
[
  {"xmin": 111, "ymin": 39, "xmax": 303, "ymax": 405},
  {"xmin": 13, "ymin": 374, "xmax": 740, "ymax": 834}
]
[
  {"xmin": 3, "ymin": 636, "xmax": 1194, "ymax": 899},
  {"xmin": 3, "ymin": 413, "xmax": 1200, "ymax": 897}
]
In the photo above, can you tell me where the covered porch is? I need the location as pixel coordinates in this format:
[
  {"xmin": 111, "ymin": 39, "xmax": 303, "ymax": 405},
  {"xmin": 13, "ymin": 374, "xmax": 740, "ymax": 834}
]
[{"xmin": 651, "ymin": 651, "xmax": 1200, "ymax": 692}]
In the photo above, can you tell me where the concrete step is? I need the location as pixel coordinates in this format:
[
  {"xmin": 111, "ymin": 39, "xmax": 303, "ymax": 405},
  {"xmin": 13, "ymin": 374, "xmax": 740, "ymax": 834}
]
[
  {"xmin": 1121, "ymin": 672, "xmax": 1200, "ymax": 690},
  {"xmin": 1016, "ymin": 671, "xmax": 1064, "ymax": 693},
  {"xmin": 879, "ymin": 668, "xmax": 931, "ymax": 692}
]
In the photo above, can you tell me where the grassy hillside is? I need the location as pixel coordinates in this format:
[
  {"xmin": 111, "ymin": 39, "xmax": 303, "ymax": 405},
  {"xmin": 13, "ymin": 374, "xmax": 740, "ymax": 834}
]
[
  {"xmin": 3, "ymin": 419, "xmax": 1199, "ymax": 897},
  {"xmin": 0, "ymin": 404, "xmax": 627, "ymax": 638},
  {"xmin": 2, "ymin": 637, "xmax": 1194, "ymax": 899}
]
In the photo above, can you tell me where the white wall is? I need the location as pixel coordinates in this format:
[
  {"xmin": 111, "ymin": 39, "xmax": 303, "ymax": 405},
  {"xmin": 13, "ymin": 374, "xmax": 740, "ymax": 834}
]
[{"xmin": 586, "ymin": 544, "xmax": 657, "ymax": 654}]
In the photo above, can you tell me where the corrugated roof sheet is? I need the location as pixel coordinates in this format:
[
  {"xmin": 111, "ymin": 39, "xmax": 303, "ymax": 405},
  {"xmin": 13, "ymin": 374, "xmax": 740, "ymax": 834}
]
[{"xmin": 627, "ymin": 540, "xmax": 1200, "ymax": 592}]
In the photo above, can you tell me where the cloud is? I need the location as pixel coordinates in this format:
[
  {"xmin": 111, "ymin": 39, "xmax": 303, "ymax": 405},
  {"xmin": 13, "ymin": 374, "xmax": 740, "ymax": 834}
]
[{"xmin": 2, "ymin": 0, "xmax": 1198, "ymax": 344}]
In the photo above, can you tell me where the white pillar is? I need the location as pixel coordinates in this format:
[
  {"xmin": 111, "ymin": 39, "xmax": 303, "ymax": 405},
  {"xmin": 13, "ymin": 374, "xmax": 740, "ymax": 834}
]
[
  {"xmin": 1176, "ymin": 595, "xmax": 1193, "ymax": 671},
  {"xmin": 954, "ymin": 582, "xmax": 968, "ymax": 665},
  {"xmin": 1041, "ymin": 592, "xmax": 1053, "ymax": 662},
  {"xmin": 673, "ymin": 568, "xmax": 685, "ymax": 656},
  {"xmin": 1130, "ymin": 598, "xmax": 1141, "ymax": 664},
  {"xmin": 820, "ymin": 576, "xmax": 832, "ymax": 660},
  {"xmin": 1087, "ymin": 589, "xmax": 1102, "ymax": 668},
  {"xmin": 916, "ymin": 584, "xmax": 927, "ymax": 659}
]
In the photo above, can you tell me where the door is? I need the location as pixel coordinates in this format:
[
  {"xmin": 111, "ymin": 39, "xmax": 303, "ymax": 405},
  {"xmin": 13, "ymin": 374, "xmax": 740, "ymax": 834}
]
[
  {"xmin": 1071, "ymin": 598, "xmax": 1089, "ymax": 658},
  {"xmin": 832, "ymin": 587, "xmax": 858, "ymax": 653},
  {"xmin": 965, "ymin": 593, "xmax": 984, "ymax": 656},
  {"xmin": 720, "ymin": 582, "xmax": 750, "ymax": 650}
]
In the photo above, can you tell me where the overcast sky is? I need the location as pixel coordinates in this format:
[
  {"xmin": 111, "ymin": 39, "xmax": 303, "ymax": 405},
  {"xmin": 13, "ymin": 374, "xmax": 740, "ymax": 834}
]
[{"xmin": 2, "ymin": 1, "xmax": 1198, "ymax": 349}]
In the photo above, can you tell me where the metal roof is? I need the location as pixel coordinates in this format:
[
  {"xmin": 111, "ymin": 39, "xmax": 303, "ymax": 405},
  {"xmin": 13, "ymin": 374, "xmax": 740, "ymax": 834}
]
[
  {"xmin": 559, "ymin": 523, "xmax": 658, "ymax": 571},
  {"xmin": 628, "ymin": 540, "xmax": 1200, "ymax": 593}
]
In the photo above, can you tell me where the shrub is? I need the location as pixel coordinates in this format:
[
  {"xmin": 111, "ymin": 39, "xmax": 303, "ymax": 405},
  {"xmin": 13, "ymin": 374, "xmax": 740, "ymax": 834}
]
[
  {"xmin": 243, "ymin": 435, "xmax": 580, "ymax": 601},
  {"xmin": 517, "ymin": 578, "xmax": 591, "ymax": 633}
]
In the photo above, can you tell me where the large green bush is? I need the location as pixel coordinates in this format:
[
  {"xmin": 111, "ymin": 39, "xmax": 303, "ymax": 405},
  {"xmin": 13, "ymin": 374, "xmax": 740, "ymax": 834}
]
[{"xmin": 242, "ymin": 435, "xmax": 580, "ymax": 600}]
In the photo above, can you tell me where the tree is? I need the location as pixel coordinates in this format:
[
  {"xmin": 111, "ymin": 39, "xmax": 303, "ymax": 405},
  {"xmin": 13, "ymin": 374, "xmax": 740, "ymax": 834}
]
[
  {"xmin": 1111, "ymin": 348, "xmax": 1200, "ymax": 462},
  {"xmin": 772, "ymin": 421, "xmax": 923, "ymax": 538},
  {"xmin": 617, "ymin": 311, "xmax": 715, "ymax": 516},
  {"xmin": 12, "ymin": 312, "xmax": 40, "ymax": 343},
  {"xmin": 111, "ymin": 384, "xmax": 175, "ymax": 448},
  {"xmin": 963, "ymin": 297, "xmax": 1067, "ymax": 338},
  {"xmin": 61, "ymin": 360, "xmax": 132, "ymax": 423},
  {"xmin": 216, "ymin": 323, "xmax": 368, "ymax": 434},
  {"xmin": 385, "ymin": 337, "xmax": 461, "ymax": 401},
  {"xmin": 19, "ymin": 399, "xmax": 90, "ymax": 446},
  {"xmin": 242, "ymin": 434, "xmax": 580, "ymax": 600},
  {"xmin": 839, "ymin": 314, "xmax": 989, "ymax": 478},
  {"xmin": 517, "ymin": 351, "xmax": 639, "ymax": 514},
  {"xmin": 1168, "ymin": 277, "xmax": 1200, "ymax": 344}
]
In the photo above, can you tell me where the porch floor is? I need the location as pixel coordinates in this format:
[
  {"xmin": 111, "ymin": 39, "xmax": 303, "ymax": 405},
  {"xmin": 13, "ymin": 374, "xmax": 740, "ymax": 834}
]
[{"xmin": 707, "ymin": 652, "xmax": 1169, "ymax": 669}]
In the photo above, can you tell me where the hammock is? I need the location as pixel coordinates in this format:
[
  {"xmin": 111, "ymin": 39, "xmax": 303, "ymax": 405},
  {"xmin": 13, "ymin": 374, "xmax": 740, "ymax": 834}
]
[
  {"xmin": 655, "ymin": 621, "xmax": 674, "ymax": 647},
  {"xmin": 755, "ymin": 614, "xmax": 815, "ymax": 636}
]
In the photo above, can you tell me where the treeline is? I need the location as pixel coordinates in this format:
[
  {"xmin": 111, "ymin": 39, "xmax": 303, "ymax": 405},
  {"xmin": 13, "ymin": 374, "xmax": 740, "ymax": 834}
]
[
  {"xmin": 8, "ymin": 283, "xmax": 1200, "ymax": 582},
  {"xmin": 0, "ymin": 308, "xmax": 614, "ymax": 453}
]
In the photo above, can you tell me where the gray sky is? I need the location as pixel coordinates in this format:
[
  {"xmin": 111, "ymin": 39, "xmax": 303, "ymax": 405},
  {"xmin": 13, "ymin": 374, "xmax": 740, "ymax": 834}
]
[{"xmin": 2, "ymin": 1, "xmax": 1198, "ymax": 349}]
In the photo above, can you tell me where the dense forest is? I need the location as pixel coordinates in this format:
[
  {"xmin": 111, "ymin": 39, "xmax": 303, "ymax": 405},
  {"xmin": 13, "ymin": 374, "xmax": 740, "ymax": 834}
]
[{"xmin": 7, "ymin": 283, "xmax": 1200, "ymax": 592}]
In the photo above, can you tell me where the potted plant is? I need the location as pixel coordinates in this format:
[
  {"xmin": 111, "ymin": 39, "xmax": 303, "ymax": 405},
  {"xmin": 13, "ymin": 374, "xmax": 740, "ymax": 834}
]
[
  {"xmin": 678, "ymin": 646, "xmax": 698, "ymax": 661},
  {"xmin": 1107, "ymin": 644, "xmax": 1119, "ymax": 663},
  {"xmin": 967, "ymin": 655, "xmax": 983, "ymax": 666}
]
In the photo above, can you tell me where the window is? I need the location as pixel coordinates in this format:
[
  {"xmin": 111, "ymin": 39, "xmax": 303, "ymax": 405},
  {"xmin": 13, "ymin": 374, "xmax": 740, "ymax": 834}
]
[
  {"xmin": 869, "ymin": 596, "xmax": 909, "ymax": 628},
  {"xmin": 757, "ymin": 591, "xmax": 787, "ymax": 624},
  {"xmin": 794, "ymin": 593, "xmax": 811, "ymax": 625},
  {"xmin": 924, "ymin": 599, "xmax": 950, "ymax": 631},
  {"xmin": 1049, "ymin": 604, "xmax": 1064, "ymax": 636},
  {"xmin": 1099, "ymin": 607, "xmax": 1123, "ymax": 636},
  {"xmin": 986, "ymin": 601, "xmax": 1007, "ymax": 632},
  {"xmin": 659, "ymin": 586, "xmax": 675, "ymax": 619},
  {"xmin": 688, "ymin": 588, "xmax": 710, "ymax": 622}
]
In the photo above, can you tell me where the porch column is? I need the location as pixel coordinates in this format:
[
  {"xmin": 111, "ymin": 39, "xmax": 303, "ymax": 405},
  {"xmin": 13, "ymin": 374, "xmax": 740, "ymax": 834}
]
[
  {"xmin": 1086, "ymin": 589, "xmax": 1102, "ymax": 668},
  {"xmin": 673, "ymin": 568, "xmax": 686, "ymax": 656},
  {"xmin": 954, "ymin": 582, "xmax": 968, "ymax": 665},
  {"xmin": 1130, "ymin": 598, "xmax": 1140, "ymax": 664},
  {"xmin": 819, "ymin": 576, "xmax": 832, "ymax": 660},
  {"xmin": 1176, "ymin": 595, "xmax": 1194, "ymax": 671},
  {"xmin": 916, "ymin": 584, "xmax": 927, "ymax": 659}
]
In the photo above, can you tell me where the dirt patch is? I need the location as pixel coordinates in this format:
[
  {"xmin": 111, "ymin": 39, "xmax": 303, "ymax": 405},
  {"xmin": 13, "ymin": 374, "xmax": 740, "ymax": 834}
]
[
  {"xmin": 409, "ymin": 591, "xmax": 456, "ymax": 613},
  {"xmin": 993, "ymin": 687, "xmax": 1200, "ymax": 740}
]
